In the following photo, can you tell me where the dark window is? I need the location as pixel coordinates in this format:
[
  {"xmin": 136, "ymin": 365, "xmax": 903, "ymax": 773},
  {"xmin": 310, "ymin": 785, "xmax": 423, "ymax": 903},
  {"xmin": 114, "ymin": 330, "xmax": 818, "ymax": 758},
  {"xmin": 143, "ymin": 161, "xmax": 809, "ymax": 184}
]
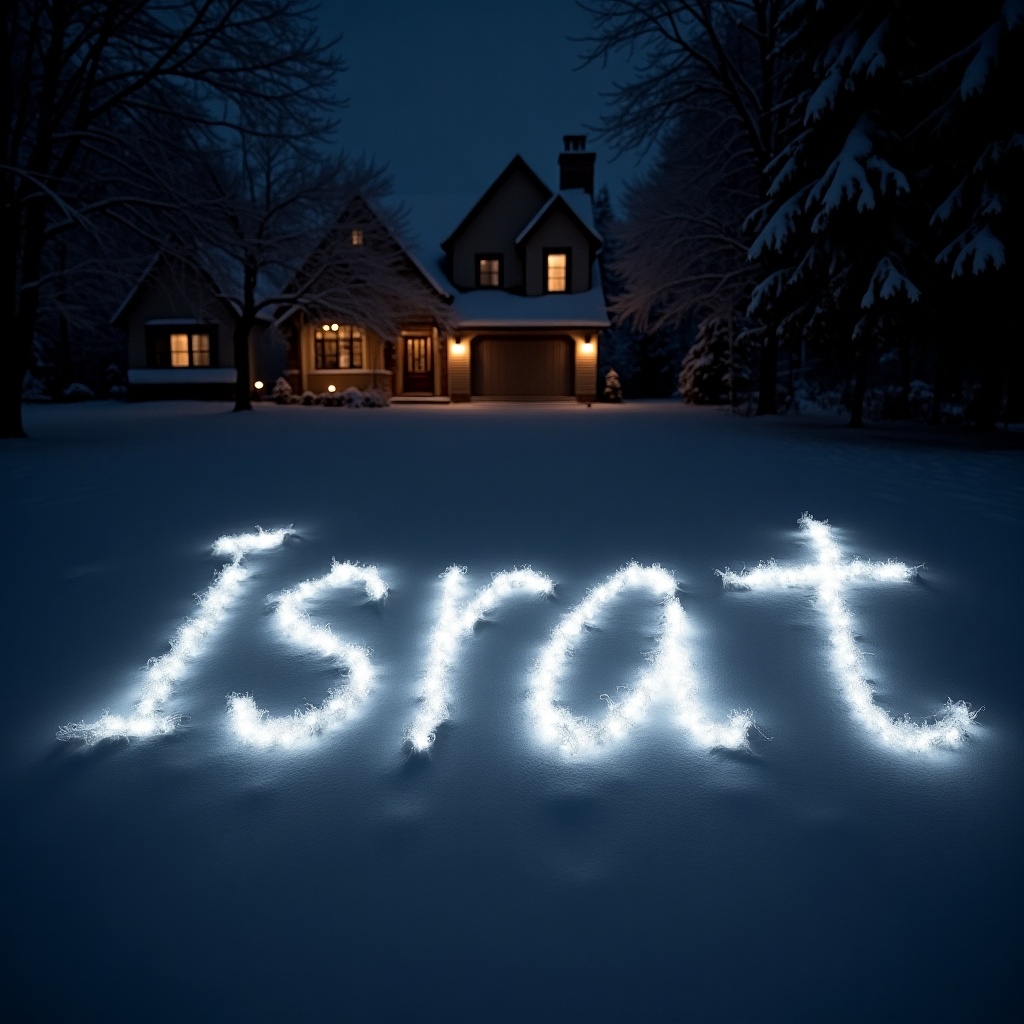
[
  {"xmin": 544, "ymin": 249, "xmax": 571, "ymax": 293},
  {"xmin": 315, "ymin": 325, "xmax": 363, "ymax": 369},
  {"xmin": 476, "ymin": 254, "xmax": 503, "ymax": 288},
  {"xmin": 146, "ymin": 324, "xmax": 218, "ymax": 368}
]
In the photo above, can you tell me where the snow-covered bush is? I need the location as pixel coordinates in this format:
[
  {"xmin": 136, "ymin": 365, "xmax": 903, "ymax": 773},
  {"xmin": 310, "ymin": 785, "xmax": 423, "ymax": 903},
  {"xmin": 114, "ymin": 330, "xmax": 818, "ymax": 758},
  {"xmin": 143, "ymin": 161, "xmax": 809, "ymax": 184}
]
[
  {"xmin": 603, "ymin": 368, "xmax": 623, "ymax": 403},
  {"xmin": 339, "ymin": 386, "xmax": 364, "ymax": 408},
  {"xmin": 678, "ymin": 317, "xmax": 755, "ymax": 405},
  {"xmin": 361, "ymin": 388, "xmax": 389, "ymax": 408},
  {"xmin": 63, "ymin": 382, "xmax": 95, "ymax": 402},
  {"xmin": 270, "ymin": 376, "xmax": 294, "ymax": 403},
  {"xmin": 22, "ymin": 372, "xmax": 51, "ymax": 402},
  {"xmin": 300, "ymin": 390, "xmax": 317, "ymax": 405}
]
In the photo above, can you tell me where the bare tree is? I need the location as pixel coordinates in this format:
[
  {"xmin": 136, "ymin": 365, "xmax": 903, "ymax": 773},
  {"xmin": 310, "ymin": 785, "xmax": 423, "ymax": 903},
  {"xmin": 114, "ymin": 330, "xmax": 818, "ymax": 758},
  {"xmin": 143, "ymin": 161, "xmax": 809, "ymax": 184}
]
[
  {"xmin": 578, "ymin": 0, "xmax": 791, "ymax": 412},
  {"xmin": 141, "ymin": 131, "xmax": 453, "ymax": 410},
  {"xmin": 1, "ymin": 0, "xmax": 341, "ymax": 438},
  {"xmin": 610, "ymin": 108, "xmax": 758, "ymax": 333}
]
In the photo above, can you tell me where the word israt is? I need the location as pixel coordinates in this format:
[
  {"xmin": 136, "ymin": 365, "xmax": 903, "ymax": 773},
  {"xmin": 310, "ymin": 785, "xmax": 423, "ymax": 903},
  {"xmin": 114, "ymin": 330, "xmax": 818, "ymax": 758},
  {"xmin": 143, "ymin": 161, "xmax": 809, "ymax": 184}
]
[{"xmin": 58, "ymin": 516, "xmax": 977, "ymax": 756}]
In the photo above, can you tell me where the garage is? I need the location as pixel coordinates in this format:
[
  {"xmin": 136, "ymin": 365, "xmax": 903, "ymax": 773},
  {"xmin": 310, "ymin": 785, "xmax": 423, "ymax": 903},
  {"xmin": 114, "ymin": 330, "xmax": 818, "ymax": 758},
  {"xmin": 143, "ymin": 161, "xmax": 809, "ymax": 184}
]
[{"xmin": 470, "ymin": 336, "xmax": 574, "ymax": 398}]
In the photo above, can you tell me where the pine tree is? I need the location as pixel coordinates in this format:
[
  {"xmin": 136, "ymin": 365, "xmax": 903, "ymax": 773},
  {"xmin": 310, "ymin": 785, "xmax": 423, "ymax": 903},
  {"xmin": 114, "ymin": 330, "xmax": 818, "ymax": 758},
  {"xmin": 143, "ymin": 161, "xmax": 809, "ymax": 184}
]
[{"xmin": 748, "ymin": 1, "xmax": 922, "ymax": 426}]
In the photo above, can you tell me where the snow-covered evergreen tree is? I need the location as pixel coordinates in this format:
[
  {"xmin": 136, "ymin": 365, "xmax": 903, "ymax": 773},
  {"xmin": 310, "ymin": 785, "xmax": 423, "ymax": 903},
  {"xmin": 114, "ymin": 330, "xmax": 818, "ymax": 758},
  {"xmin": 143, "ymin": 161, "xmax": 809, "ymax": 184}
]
[
  {"xmin": 603, "ymin": 368, "xmax": 623, "ymax": 402},
  {"xmin": 748, "ymin": 1, "xmax": 923, "ymax": 425},
  {"xmin": 678, "ymin": 316, "xmax": 757, "ymax": 405},
  {"xmin": 580, "ymin": 0, "xmax": 794, "ymax": 412},
  {"xmin": 925, "ymin": 0, "xmax": 1023, "ymax": 424}
]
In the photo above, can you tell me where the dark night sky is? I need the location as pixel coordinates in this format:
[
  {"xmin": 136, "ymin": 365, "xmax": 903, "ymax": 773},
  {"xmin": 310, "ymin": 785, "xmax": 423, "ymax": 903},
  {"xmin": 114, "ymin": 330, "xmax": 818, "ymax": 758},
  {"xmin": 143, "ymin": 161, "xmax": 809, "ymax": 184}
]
[{"xmin": 317, "ymin": 0, "xmax": 647, "ymax": 202}]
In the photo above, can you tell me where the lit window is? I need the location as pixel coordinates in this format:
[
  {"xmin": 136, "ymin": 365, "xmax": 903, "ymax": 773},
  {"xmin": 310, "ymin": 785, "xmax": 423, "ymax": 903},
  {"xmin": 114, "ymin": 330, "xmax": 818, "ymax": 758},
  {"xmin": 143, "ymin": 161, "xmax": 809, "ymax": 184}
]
[
  {"xmin": 351, "ymin": 229, "xmax": 364, "ymax": 246},
  {"xmin": 546, "ymin": 251, "xmax": 568, "ymax": 293},
  {"xmin": 315, "ymin": 325, "xmax": 364, "ymax": 369},
  {"xmin": 477, "ymin": 256, "xmax": 501, "ymax": 288},
  {"xmin": 170, "ymin": 333, "xmax": 190, "ymax": 367},
  {"xmin": 190, "ymin": 333, "xmax": 210, "ymax": 367},
  {"xmin": 169, "ymin": 332, "xmax": 210, "ymax": 367}
]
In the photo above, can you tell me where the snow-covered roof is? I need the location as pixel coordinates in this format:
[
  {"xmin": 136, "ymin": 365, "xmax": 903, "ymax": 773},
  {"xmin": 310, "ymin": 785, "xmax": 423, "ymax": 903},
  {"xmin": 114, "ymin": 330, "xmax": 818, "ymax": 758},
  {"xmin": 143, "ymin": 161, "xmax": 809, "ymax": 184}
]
[
  {"xmin": 392, "ymin": 193, "xmax": 609, "ymax": 330},
  {"xmin": 449, "ymin": 270, "xmax": 609, "ymax": 327}
]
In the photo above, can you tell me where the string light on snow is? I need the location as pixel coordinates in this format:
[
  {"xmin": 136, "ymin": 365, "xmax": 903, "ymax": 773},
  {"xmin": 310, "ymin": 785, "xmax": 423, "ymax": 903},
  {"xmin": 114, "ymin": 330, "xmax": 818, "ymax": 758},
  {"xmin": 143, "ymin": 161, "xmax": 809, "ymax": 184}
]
[
  {"xmin": 57, "ymin": 528, "xmax": 292, "ymax": 745},
  {"xmin": 227, "ymin": 561, "xmax": 388, "ymax": 748},
  {"xmin": 528, "ymin": 563, "xmax": 754, "ymax": 754},
  {"xmin": 718, "ymin": 514, "xmax": 977, "ymax": 752},
  {"xmin": 407, "ymin": 566, "xmax": 555, "ymax": 752}
]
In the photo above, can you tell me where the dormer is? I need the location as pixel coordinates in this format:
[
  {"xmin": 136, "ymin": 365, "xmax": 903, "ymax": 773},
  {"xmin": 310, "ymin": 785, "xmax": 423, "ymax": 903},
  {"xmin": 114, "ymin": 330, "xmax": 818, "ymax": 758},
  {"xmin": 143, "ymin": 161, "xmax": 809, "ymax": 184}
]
[
  {"xmin": 441, "ymin": 155, "xmax": 552, "ymax": 291},
  {"xmin": 515, "ymin": 192, "xmax": 603, "ymax": 296}
]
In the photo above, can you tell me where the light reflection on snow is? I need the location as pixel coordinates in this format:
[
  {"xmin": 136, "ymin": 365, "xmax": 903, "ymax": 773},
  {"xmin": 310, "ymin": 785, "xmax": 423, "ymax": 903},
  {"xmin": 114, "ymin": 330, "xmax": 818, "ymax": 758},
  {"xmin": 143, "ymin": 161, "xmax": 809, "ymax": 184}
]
[
  {"xmin": 406, "ymin": 566, "xmax": 555, "ymax": 752},
  {"xmin": 528, "ymin": 563, "xmax": 754, "ymax": 754},
  {"xmin": 227, "ymin": 561, "xmax": 387, "ymax": 748},
  {"xmin": 57, "ymin": 528, "xmax": 292, "ymax": 745},
  {"xmin": 718, "ymin": 515, "xmax": 977, "ymax": 752}
]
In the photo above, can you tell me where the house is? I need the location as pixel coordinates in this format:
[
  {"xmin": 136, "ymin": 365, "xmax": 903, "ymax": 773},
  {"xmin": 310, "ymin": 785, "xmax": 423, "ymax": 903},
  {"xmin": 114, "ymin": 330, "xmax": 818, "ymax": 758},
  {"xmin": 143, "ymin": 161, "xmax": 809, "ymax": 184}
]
[
  {"xmin": 117, "ymin": 137, "xmax": 608, "ymax": 403},
  {"xmin": 284, "ymin": 136, "xmax": 608, "ymax": 402},
  {"xmin": 113, "ymin": 252, "xmax": 284, "ymax": 400}
]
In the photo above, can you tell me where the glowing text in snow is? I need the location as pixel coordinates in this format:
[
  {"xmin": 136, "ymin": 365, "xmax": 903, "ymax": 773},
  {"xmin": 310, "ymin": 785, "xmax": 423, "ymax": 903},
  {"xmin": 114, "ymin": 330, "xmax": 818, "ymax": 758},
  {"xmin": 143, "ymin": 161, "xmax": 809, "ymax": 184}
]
[
  {"xmin": 529, "ymin": 563, "xmax": 754, "ymax": 754},
  {"xmin": 57, "ymin": 528, "xmax": 291, "ymax": 744},
  {"xmin": 227, "ymin": 561, "xmax": 388, "ymax": 748},
  {"xmin": 56, "ymin": 519, "xmax": 978, "ymax": 757},
  {"xmin": 718, "ymin": 515, "xmax": 976, "ymax": 751},
  {"xmin": 407, "ymin": 566, "xmax": 554, "ymax": 752}
]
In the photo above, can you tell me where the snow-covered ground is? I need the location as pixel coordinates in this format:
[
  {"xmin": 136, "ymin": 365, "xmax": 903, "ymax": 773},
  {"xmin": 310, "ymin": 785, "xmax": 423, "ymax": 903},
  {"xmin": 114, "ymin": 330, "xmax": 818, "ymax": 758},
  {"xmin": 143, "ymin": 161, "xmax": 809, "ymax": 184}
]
[{"xmin": 2, "ymin": 400, "xmax": 1022, "ymax": 1023}]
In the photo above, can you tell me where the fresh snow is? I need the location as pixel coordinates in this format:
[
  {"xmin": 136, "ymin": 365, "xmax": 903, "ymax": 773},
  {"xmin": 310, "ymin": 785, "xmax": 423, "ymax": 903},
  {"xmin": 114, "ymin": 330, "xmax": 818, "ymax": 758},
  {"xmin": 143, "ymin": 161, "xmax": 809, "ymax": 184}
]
[{"xmin": 2, "ymin": 401, "xmax": 1021, "ymax": 1023}]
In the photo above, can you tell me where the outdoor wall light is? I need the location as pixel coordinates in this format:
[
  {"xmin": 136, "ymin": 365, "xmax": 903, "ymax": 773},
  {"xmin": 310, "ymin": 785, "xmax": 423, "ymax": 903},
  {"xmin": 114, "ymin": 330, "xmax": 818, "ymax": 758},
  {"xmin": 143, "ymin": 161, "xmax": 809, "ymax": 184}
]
[
  {"xmin": 322, "ymin": 324, "xmax": 330, "ymax": 331},
  {"xmin": 253, "ymin": 380, "xmax": 264, "ymax": 390},
  {"xmin": 330, "ymin": 323, "xmax": 339, "ymax": 331},
  {"xmin": 327, "ymin": 384, "xmax": 336, "ymax": 393}
]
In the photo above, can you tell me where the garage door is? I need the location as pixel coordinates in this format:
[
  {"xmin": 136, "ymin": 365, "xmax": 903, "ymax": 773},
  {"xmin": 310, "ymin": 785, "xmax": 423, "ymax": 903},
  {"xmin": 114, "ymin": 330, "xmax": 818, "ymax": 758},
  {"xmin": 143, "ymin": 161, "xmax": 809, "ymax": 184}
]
[{"xmin": 471, "ymin": 336, "xmax": 574, "ymax": 397}]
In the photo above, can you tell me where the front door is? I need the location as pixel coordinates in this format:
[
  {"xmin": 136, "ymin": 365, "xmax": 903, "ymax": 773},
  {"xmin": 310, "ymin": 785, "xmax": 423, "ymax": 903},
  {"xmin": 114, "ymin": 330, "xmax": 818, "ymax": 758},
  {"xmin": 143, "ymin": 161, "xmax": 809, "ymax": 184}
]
[{"xmin": 403, "ymin": 335, "xmax": 433, "ymax": 393}]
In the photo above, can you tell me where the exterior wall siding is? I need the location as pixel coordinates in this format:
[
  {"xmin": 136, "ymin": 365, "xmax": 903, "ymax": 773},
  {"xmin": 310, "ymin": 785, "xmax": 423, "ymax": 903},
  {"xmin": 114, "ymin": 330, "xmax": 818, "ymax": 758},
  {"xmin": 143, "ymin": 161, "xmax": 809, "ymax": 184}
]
[
  {"xmin": 126, "ymin": 264, "xmax": 235, "ymax": 370},
  {"xmin": 450, "ymin": 166, "xmax": 550, "ymax": 290},
  {"xmin": 522, "ymin": 207, "xmax": 593, "ymax": 296},
  {"xmin": 449, "ymin": 336, "xmax": 471, "ymax": 399},
  {"xmin": 574, "ymin": 333, "xmax": 599, "ymax": 401},
  {"xmin": 300, "ymin": 323, "xmax": 391, "ymax": 395}
]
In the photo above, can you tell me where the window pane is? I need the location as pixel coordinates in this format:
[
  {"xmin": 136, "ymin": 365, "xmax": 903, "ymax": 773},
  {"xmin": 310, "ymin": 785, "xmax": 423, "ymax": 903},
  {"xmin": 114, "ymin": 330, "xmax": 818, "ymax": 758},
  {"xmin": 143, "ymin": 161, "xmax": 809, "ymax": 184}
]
[
  {"xmin": 351, "ymin": 339, "xmax": 363, "ymax": 369},
  {"xmin": 339, "ymin": 338, "xmax": 351, "ymax": 368},
  {"xmin": 351, "ymin": 229, "xmax": 364, "ymax": 246},
  {"xmin": 479, "ymin": 258, "xmax": 500, "ymax": 287},
  {"xmin": 547, "ymin": 253, "xmax": 567, "ymax": 292},
  {"xmin": 170, "ymin": 333, "xmax": 189, "ymax": 367},
  {"xmin": 191, "ymin": 334, "xmax": 210, "ymax": 367}
]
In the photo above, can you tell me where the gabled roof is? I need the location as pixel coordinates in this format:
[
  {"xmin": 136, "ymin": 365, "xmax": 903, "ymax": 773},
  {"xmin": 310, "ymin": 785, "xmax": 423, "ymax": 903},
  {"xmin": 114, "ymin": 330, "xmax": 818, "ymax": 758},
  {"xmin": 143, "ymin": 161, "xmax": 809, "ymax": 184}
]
[
  {"xmin": 514, "ymin": 191, "xmax": 603, "ymax": 250},
  {"xmin": 440, "ymin": 154, "xmax": 552, "ymax": 255},
  {"xmin": 110, "ymin": 251, "xmax": 250, "ymax": 328},
  {"xmin": 110, "ymin": 254, "xmax": 160, "ymax": 326},
  {"xmin": 394, "ymin": 195, "xmax": 609, "ymax": 330},
  {"xmin": 276, "ymin": 194, "xmax": 452, "ymax": 325}
]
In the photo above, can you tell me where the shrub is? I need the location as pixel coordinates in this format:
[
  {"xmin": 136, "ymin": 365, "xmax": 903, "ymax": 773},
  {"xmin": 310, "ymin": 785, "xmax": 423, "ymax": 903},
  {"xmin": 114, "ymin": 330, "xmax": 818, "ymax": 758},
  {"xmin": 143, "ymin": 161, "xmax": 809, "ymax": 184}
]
[{"xmin": 603, "ymin": 368, "xmax": 623, "ymax": 402}]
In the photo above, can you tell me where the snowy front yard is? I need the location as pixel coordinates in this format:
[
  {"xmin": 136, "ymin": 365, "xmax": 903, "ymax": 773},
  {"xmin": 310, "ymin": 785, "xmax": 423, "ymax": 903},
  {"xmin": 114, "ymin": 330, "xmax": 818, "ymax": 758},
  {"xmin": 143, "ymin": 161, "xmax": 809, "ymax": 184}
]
[{"xmin": 3, "ymin": 401, "xmax": 1022, "ymax": 1023}]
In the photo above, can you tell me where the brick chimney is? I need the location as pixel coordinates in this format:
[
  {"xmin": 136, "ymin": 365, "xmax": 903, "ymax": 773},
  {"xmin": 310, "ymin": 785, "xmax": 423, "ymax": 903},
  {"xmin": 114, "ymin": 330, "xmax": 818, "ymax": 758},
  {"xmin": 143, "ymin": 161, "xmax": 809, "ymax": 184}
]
[{"xmin": 558, "ymin": 135, "xmax": 596, "ymax": 195}]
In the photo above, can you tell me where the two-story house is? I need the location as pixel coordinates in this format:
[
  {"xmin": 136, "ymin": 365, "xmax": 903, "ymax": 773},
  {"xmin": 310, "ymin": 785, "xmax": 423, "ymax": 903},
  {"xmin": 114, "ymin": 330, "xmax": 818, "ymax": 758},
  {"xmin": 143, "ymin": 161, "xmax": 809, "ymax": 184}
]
[
  {"xmin": 285, "ymin": 137, "xmax": 608, "ymax": 402},
  {"xmin": 117, "ymin": 138, "xmax": 608, "ymax": 403}
]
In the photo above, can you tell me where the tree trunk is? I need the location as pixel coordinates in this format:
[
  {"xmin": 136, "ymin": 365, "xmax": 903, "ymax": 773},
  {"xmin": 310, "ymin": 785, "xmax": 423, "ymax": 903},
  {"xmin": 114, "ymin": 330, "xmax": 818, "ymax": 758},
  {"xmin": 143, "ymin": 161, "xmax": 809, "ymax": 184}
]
[
  {"xmin": 2, "ymin": 198, "xmax": 48, "ymax": 438},
  {"xmin": 849, "ymin": 336, "xmax": 870, "ymax": 427},
  {"xmin": 756, "ymin": 330, "xmax": 777, "ymax": 414},
  {"xmin": 0, "ymin": 340, "xmax": 28, "ymax": 438},
  {"xmin": 233, "ymin": 314, "xmax": 253, "ymax": 412}
]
